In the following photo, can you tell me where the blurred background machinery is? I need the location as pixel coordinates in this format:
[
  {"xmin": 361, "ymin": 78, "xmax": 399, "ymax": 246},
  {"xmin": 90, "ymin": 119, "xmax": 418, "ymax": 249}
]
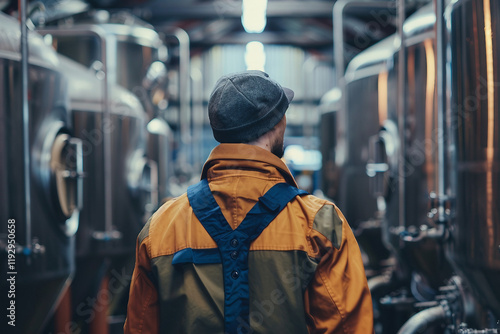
[{"xmin": 0, "ymin": 0, "xmax": 498, "ymax": 333}]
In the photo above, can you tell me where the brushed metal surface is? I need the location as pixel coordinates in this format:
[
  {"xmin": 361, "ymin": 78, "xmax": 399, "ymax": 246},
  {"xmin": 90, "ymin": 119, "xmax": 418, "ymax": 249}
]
[
  {"xmin": 0, "ymin": 13, "xmax": 74, "ymax": 333},
  {"xmin": 446, "ymin": 0, "xmax": 500, "ymax": 317}
]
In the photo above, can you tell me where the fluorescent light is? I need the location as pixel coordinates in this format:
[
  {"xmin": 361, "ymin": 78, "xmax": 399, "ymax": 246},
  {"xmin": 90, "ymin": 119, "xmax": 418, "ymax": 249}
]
[
  {"xmin": 245, "ymin": 41, "xmax": 266, "ymax": 71},
  {"xmin": 242, "ymin": 0, "xmax": 267, "ymax": 33}
]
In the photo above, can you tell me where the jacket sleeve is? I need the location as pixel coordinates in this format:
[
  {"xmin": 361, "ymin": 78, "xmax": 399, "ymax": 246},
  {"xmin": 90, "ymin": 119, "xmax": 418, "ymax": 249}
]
[
  {"xmin": 124, "ymin": 222, "xmax": 159, "ymax": 334},
  {"xmin": 305, "ymin": 204, "xmax": 374, "ymax": 334}
]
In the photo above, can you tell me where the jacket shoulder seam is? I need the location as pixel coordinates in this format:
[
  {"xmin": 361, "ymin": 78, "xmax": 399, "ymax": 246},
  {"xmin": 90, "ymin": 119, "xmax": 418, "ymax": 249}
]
[
  {"xmin": 302, "ymin": 197, "xmax": 330, "ymax": 254},
  {"xmin": 311, "ymin": 203, "xmax": 343, "ymax": 249}
]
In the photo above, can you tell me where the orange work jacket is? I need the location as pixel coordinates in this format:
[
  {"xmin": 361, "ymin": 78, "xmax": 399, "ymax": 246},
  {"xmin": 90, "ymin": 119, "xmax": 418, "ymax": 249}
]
[{"xmin": 124, "ymin": 143, "xmax": 373, "ymax": 333}]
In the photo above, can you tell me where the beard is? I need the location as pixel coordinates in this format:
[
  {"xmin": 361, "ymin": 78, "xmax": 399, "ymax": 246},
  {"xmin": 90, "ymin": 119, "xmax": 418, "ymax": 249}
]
[{"xmin": 271, "ymin": 136, "xmax": 284, "ymax": 158}]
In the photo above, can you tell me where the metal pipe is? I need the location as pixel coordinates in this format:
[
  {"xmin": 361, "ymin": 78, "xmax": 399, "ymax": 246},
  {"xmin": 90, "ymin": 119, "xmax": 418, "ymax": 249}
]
[
  {"xmin": 102, "ymin": 33, "xmax": 113, "ymax": 236},
  {"xmin": 367, "ymin": 273, "xmax": 392, "ymax": 292},
  {"xmin": 397, "ymin": 0, "xmax": 406, "ymax": 230},
  {"xmin": 163, "ymin": 28, "xmax": 191, "ymax": 154},
  {"xmin": 301, "ymin": 57, "xmax": 320, "ymax": 149},
  {"xmin": 397, "ymin": 305, "xmax": 446, "ymax": 334},
  {"xmin": 19, "ymin": 0, "xmax": 31, "ymax": 255},
  {"xmin": 333, "ymin": 0, "xmax": 396, "ymax": 84},
  {"xmin": 190, "ymin": 65, "xmax": 204, "ymax": 172},
  {"xmin": 435, "ymin": 0, "xmax": 447, "ymax": 223},
  {"xmin": 332, "ymin": 0, "xmax": 347, "ymax": 85},
  {"xmin": 401, "ymin": 223, "xmax": 447, "ymax": 243}
]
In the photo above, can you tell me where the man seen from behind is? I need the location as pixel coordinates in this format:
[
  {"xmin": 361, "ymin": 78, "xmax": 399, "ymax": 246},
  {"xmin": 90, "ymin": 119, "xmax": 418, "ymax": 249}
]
[{"xmin": 124, "ymin": 70, "xmax": 374, "ymax": 334}]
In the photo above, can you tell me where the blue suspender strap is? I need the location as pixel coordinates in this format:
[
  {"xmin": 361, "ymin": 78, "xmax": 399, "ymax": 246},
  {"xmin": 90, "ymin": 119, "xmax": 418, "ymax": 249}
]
[
  {"xmin": 187, "ymin": 179, "xmax": 307, "ymax": 334},
  {"xmin": 187, "ymin": 179, "xmax": 234, "ymax": 239}
]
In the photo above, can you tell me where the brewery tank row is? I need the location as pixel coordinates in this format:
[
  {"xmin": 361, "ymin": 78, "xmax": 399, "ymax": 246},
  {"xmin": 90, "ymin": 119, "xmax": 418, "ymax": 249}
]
[
  {"xmin": 321, "ymin": 0, "xmax": 499, "ymax": 332},
  {"xmin": 0, "ymin": 8, "xmax": 174, "ymax": 333}
]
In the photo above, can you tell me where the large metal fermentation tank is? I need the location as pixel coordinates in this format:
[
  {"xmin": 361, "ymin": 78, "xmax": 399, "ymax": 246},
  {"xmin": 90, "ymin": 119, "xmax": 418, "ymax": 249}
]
[
  {"xmin": 40, "ymin": 11, "xmax": 171, "ymax": 213},
  {"xmin": 340, "ymin": 36, "xmax": 397, "ymax": 269},
  {"xmin": 446, "ymin": 0, "xmax": 500, "ymax": 320},
  {"xmin": 36, "ymin": 14, "xmax": 164, "ymax": 330},
  {"xmin": 48, "ymin": 53, "xmax": 149, "ymax": 332},
  {"xmin": 341, "ymin": 37, "xmax": 396, "ymax": 227},
  {"xmin": 57, "ymin": 55, "xmax": 148, "ymax": 258},
  {"xmin": 378, "ymin": 5, "xmax": 453, "ymax": 294},
  {"xmin": 0, "ymin": 13, "xmax": 82, "ymax": 333},
  {"xmin": 37, "ymin": 13, "xmax": 167, "ymax": 255},
  {"xmin": 102, "ymin": 18, "xmax": 171, "ymax": 209}
]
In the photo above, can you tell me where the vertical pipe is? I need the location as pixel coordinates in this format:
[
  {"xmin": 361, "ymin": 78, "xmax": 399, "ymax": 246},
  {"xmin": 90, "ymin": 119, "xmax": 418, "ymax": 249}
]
[
  {"xmin": 302, "ymin": 57, "xmax": 318, "ymax": 149},
  {"xmin": 101, "ymin": 36, "xmax": 112, "ymax": 235},
  {"xmin": 424, "ymin": 39, "xmax": 436, "ymax": 194},
  {"xmin": 19, "ymin": 0, "xmax": 31, "ymax": 254},
  {"xmin": 435, "ymin": 0, "xmax": 446, "ymax": 223},
  {"xmin": 332, "ymin": 0, "xmax": 348, "ymax": 169},
  {"xmin": 190, "ymin": 65, "xmax": 204, "ymax": 172},
  {"xmin": 163, "ymin": 28, "xmax": 191, "ymax": 164},
  {"xmin": 397, "ymin": 0, "xmax": 406, "ymax": 229},
  {"xmin": 482, "ymin": 0, "xmax": 495, "ymax": 261},
  {"xmin": 333, "ymin": 1, "xmax": 346, "ymax": 87},
  {"xmin": 178, "ymin": 29, "xmax": 191, "ymax": 157},
  {"xmin": 333, "ymin": 0, "xmax": 397, "ymax": 85}
]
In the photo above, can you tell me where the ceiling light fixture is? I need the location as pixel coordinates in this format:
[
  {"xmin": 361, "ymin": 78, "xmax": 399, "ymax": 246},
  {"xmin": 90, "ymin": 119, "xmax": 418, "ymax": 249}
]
[
  {"xmin": 245, "ymin": 41, "xmax": 266, "ymax": 71},
  {"xmin": 241, "ymin": 0, "xmax": 268, "ymax": 33}
]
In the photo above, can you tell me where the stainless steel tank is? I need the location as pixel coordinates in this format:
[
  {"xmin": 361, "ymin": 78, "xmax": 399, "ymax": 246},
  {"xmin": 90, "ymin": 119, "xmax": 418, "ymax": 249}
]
[
  {"xmin": 34, "ymin": 14, "xmax": 166, "ymax": 330},
  {"xmin": 39, "ymin": 10, "xmax": 171, "ymax": 210},
  {"xmin": 446, "ymin": 0, "xmax": 500, "ymax": 318},
  {"xmin": 341, "ymin": 36, "xmax": 398, "ymax": 227},
  {"xmin": 373, "ymin": 5, "xmax": 454, "ymax": 293},
  {"xmin": 0, "ymin": 13, "xmax": 82, "ymax": 333},
  {"xmin": 56, "ymin": 55, "xmax": 148, "ymax": 258},
  {"xmin": 340, "ymin": 37, "xmax": 398, "ymax": 270},
  {"xmin": 51, "ymin": 54, "xmax": 150, "ymax": 330},
  {"xmin": 37, "ymin": 14, "xmax": 165, "ymax": 256}
]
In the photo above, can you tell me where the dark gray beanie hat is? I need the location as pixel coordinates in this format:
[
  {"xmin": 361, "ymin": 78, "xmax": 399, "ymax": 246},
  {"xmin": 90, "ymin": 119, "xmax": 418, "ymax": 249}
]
[{"xmin": 208, "ymin": 70, "xmax": 294, "ymax": 143}]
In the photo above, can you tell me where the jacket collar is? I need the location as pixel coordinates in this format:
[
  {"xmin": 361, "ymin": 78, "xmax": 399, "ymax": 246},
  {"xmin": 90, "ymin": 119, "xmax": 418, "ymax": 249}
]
[{"xmin": 201, "ymin": 144, "xmax": 298, "ymax": 187}]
